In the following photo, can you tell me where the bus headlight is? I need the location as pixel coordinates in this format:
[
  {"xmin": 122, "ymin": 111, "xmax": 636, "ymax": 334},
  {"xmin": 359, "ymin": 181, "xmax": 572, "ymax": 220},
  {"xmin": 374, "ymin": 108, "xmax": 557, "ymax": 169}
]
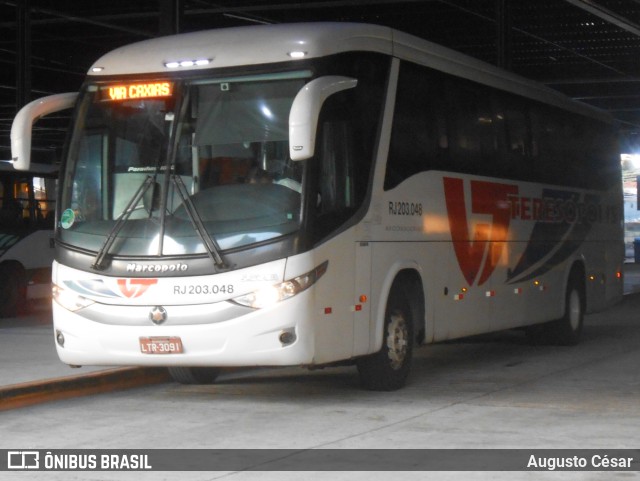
[
  {"xmin": 231, "ymin": 261, "xmax": 328, "ymax": 309},
  {"xmin": 52, "ymin": 284, "xmax": 95, "ymax": 312}
]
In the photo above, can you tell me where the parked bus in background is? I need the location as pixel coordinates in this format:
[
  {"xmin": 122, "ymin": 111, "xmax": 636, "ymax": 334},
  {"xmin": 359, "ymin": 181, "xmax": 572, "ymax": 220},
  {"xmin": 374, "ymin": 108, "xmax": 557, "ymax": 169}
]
[
  {"xmin": 0, "ymin": 162, "xmax": 57, "ymax": 317},
  {"xmin": 11, "ymin": 23, "xmax": 623, "ymax": 390}
]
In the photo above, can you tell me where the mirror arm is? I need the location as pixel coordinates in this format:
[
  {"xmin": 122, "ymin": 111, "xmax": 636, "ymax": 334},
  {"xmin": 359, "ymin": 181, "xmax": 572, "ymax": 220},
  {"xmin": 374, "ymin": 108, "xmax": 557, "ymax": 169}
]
[
  {"xmin": 289, "ymin": 76, "xmax": 357, "ymax": 161},
  {"xmin": 11, "ymin": 92, "xmax": 78, "ymax": 170}
]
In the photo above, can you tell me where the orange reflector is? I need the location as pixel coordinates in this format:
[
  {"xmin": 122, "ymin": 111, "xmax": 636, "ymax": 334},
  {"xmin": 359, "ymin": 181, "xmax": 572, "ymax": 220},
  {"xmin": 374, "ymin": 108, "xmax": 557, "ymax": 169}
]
[{"xmin": 359, "ymin": 295, "xmax": 368, "ymax": 303}]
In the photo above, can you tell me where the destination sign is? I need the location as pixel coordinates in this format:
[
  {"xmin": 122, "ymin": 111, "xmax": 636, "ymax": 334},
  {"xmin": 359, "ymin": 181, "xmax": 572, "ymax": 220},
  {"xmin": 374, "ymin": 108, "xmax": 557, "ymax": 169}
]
[{"xmin": 101, "ymin": 82, "xmax": 173, "ymax": 101}]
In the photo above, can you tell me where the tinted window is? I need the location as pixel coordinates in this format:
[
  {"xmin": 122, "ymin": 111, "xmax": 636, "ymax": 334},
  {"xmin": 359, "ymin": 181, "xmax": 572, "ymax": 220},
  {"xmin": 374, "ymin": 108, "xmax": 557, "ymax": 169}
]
[{"xmin": 385, "ymin": 60, "xmax": 618, "ymax": 191}]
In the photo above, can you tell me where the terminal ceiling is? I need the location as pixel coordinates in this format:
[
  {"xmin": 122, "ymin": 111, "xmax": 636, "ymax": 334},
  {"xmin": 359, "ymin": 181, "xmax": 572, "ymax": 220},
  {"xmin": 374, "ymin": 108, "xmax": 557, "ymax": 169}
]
[{"xmin": 2, "ymin": 0, "xmax": 640, "ymax": 162}]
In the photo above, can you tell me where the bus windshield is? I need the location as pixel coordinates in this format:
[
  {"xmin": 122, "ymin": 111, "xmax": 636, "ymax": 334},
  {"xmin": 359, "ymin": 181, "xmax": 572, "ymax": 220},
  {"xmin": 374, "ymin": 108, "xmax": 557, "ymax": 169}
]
[{"xmin": 59, "ymin": 74, "xmax": 307, "ymax": 260}]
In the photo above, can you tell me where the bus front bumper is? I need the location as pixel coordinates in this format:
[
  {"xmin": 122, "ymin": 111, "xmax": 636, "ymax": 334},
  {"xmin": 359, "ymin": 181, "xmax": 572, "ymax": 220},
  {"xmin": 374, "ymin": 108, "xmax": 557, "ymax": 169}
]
[{"xmin": 52, "ymin": 294, "xmax": 316, "ymax": 368}]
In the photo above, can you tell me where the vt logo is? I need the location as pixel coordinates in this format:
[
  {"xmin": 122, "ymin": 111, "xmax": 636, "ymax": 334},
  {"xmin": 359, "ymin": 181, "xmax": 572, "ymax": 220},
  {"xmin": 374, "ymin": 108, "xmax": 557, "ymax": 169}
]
[
  {"xmin": 443, "ymin": 177, "xmax": 518, "ymax": 286},
  {"xmin": 117, "ymin": 278, "xmax": 158, "ymax": 298}
]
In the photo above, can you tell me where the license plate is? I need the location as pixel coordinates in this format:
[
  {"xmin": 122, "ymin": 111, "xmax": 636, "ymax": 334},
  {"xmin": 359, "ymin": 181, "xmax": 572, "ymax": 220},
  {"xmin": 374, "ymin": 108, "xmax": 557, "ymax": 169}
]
[{"xmin": 139, "ymin": 336, "xmax": 183, "ymax": 354}]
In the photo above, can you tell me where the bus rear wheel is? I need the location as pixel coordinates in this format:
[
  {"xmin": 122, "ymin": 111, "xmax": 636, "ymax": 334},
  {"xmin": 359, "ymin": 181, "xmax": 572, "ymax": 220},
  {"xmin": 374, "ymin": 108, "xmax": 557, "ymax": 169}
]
[
  {"xmin": 168, "ymin": 367, "xmax": 220, "ymax": 384},
  {"xmin": 527, "ymin": 271, "xmax": 584, "ymax": 346},
  {"xmin": 553, "ymin": 275, "xmax": 585, "ymax": 345},
  {"xmin": 357, "ymin": 288, "xmax": 413, "ymax": 391}
]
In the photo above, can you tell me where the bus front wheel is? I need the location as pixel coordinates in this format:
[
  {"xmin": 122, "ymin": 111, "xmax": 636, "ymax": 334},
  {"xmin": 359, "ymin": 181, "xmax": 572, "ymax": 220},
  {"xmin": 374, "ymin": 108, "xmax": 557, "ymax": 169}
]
[
  {"xmin": 357, "ymin": 288, "xmax": 413, "ymax": 391},
  {"xmin": 168, "ymin": 367, "xmax": 220, "ymax": 384}
]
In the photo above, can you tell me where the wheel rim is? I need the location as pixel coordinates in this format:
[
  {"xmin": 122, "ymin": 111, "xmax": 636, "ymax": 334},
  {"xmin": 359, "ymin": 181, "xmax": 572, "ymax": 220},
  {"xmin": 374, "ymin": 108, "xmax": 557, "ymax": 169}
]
[
  {"xmin": 568, "ymin": 289, "xmax": 582, "ymax": 331},
  {"xmin": 386, "ymin": 313, "xmax": 408, "ymax": 370}
]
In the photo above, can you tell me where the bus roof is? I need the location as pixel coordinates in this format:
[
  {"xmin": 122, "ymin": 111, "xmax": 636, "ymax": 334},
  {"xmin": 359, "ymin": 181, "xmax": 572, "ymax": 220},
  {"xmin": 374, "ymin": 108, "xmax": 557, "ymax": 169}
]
[
  {"xmin": 88, "ymin": 22, "xmax": 611, "ymax": 123},
  {"xmin": 88, "ymin": 23, "xmax": 393, "ymax": 76}
]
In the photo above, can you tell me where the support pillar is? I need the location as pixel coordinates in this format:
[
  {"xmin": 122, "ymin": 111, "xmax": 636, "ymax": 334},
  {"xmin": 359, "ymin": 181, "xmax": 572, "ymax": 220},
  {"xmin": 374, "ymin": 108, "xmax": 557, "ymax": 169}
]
[
  {"xmin": 496, "ymin": 0, "xmax": 512, "ymax": 70},
  {"xmin": 16, "ymin": 0, "xmax": 32, "ymax": 108},
  {"xmin": 159, "ymin": 0, "xmax": 183, "ymax": 35}
]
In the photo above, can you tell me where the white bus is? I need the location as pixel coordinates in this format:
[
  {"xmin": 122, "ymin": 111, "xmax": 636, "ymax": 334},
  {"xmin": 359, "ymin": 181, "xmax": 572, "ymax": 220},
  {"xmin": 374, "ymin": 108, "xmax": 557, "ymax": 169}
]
[
  {"xmin": 12, "ymin": 23, "xmax": 623, "ymax": 390},
  {"xmin": 0, "ymin": 162, "xmax": 57, "ymax": 317}
]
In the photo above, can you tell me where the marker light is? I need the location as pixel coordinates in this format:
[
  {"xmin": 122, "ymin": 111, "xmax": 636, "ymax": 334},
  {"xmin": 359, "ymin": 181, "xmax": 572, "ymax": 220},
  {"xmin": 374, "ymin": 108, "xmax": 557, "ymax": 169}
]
[
  {"xmin": 288, "ymin": 51, "xmax": 307, "ymax": 59},
  {"xmin": 164, "ymin": 58, "xmax": 212, "ymax": 69},
  {"xmin": 231, "ymin": 261, "xmax": 328, "ymax": 309},
  {"xmin": 52, "ymin": 284, "xmax": 95, "ymax": 312},
  {"xmin": 91, "ymin": 66, "xmax": 104, "ymax": 73}
]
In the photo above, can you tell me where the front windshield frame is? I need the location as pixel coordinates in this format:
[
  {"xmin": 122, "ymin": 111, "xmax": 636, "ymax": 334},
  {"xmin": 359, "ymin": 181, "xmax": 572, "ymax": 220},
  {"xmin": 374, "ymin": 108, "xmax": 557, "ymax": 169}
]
[
  {"xmin": 58, "ymin": 70, "xmax": 310, "ymax": 264},
  {"xmin": 56, "ymin": 52, "xmax": 390, "ymax": 275}
]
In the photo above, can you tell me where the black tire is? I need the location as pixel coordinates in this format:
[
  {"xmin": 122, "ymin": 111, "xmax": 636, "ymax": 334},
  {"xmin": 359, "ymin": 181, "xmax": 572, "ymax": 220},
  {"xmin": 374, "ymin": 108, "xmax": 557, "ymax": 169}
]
[
  {"xmin": 527, "ymin": 271, "xmax": 584, "ymax": 346},
  {"xmin": 0, "ymin": 263, "xmax": 26, "ymax": 318},
  {"xmin": 168, "ymin": 367, "xmax": 220, "ymax": 384},
  {"xmin": 553, "ymin": 273, "xmax": 585, "ymax": 345},
  {"xmin": 357, "ymin": 287, "xmax": 413, "ymax": 391}
]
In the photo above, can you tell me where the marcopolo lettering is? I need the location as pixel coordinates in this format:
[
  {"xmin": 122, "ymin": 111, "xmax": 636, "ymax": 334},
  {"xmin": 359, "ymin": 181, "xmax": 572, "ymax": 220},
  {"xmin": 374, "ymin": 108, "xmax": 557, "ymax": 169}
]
[{"xmin": 126, "ymin": 263, "xmax": 188, "ymax": 273}]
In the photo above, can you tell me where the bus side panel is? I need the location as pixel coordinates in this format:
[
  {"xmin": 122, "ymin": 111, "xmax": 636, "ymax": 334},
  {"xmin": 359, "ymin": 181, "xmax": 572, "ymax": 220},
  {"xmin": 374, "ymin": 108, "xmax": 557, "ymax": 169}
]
[
  {"xmin": 589, "ymin": 185, "xmax": 624, "ymax": 312},
  {"xmin": 372, "ymin": 172, "xmax": 496, "ymax": 344},
  {"xmin": 352, "ymin": 241, "xmax": 372, "ymax": 357},
  {"xmin": 369, "ymin": 170, "xmax": 622, "ymax": 344},
  {"xmin": 295, "ymin": 229, "xmax": 357, "ymax": 365}
]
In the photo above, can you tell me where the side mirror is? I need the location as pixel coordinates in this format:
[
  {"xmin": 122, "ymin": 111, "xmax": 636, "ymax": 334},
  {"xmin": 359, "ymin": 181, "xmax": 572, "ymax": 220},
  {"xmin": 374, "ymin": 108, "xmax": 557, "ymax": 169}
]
[
  {"xmin": 11, "ymin": 92, "xmax": 78, "ymax": 170},
  {"xmin": 289, "ymin": 76, "xmax": 357, "ymax": 161}
]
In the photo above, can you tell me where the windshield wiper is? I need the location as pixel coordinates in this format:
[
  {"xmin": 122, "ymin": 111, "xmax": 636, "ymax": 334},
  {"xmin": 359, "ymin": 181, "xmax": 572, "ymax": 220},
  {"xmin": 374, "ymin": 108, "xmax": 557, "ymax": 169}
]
[
  {"xmin": 91, "ymin": 175, "xmax": 155, "ymax": 271},
  {"xmin": 171, "ymin": 174, "xmax": 229, "ymax": 270}
]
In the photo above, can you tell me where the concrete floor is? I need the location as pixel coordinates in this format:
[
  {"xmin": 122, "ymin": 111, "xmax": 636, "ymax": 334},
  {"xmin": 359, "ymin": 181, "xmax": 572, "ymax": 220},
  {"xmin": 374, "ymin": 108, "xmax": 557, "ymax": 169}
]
[{"xmin": 1, "ymin": 266, "xmax": 640, "ymax": 480}]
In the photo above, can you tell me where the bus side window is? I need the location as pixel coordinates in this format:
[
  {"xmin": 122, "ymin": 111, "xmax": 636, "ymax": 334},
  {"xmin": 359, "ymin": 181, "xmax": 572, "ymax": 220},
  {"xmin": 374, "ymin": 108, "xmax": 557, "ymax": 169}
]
[
  {"xmin": 530, "ymin": 106, "xmax": 563, "ymax": 185},
  {"xmin": 492, "ymin": 93, "xmax": 532, "ymax": 180},
  {"xmin": 448, "ymin": 80, "xmax": 497, "ymax": 177},
  {"xmin": 14, "ymin": 179, "xmax": 30, "ymax": 224},
  {"xmin": 385, "ymin": 61, "xmax": 447, "ymax": 191},
  {"xmin": 311, "ymin": 93, "xmax": 357, "ymax": 242},
  {"xmin": 318, "ymin": 120, "xmax": 354, "ymax": 213}
]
